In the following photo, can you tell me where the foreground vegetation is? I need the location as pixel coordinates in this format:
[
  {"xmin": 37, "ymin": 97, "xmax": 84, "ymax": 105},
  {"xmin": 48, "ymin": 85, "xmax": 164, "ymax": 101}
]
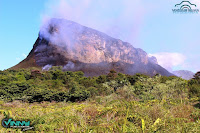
[{"xmin": 0, "ymin": 67, "xmax": 199, "ymax": 132}]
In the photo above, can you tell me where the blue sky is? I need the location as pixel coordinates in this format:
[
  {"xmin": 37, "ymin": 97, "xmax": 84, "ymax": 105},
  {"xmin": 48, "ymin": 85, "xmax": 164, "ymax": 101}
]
[{"xmin": 0, "ymin": 0, "xmax": 200, "ymax": 73}]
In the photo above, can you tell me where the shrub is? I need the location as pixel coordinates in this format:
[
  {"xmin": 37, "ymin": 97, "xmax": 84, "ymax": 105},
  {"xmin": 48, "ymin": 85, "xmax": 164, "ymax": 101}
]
[
  {"xmin": 188, "ymin": 83, "xmax": 200, "ymax": 98},
  {"xmin": 68, "ymin": 86, "xmax": 90, "ymax": 102}
]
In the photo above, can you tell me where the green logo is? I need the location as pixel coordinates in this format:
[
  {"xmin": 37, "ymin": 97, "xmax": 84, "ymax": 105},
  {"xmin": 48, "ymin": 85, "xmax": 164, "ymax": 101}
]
[
  {"xmin": 2, "ymin": 118, "xmax": 33, "ymax": 131},
  {"xmin": 172, "ymin": 1, "xmax": 199, "ymax": 14}
]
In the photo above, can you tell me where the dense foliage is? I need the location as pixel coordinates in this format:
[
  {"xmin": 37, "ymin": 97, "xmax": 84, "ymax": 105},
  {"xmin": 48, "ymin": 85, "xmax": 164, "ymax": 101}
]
[
  {"xmin": 0, "ymin": 67, "xmax": 199, "ymax": 102},
  {"xmin": 0, "ymin": 67, "xmax": 199, "ymax": 132}
]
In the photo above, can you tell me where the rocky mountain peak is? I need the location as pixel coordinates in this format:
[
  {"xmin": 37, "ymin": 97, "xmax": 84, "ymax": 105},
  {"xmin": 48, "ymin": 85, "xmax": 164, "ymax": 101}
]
[{"xmin": 12, "ymin": 18, "xmax": 173, "ymax": 77}]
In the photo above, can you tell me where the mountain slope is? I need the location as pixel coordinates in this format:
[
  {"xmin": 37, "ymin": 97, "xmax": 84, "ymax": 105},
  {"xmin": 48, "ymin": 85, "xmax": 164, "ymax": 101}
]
[
  {"xmin": 173, "ymin": 70, "xmax": 194, "ymax": 80},
  {"xmin": 12, "ymin": 18, "xmax": 173, "ymax": 76}
]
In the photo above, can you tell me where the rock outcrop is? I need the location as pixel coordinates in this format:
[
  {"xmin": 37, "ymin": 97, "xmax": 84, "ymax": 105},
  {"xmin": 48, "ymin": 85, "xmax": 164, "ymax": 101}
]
[{"xmin": 12, "ymin": 18, "xmax": 173, "ymax": 77}]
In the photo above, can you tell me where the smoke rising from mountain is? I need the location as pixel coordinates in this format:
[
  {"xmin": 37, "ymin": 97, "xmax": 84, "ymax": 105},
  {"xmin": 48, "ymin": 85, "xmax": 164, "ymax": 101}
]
[
  {"xmin": 39, "ymin": 18, "xmax": 84, "ymax": 50},
  {"xmin": 63, "ymin": 61, "xmax": 75, "ymax": 70},
  {"xmin": 37, "ymin": 0, "xmax": 185, "ymax": 75},
  {"xmin": 40, "ymin": 0, "xmax": 154, "ymax": 47},
  {"xmin": 42, "ymin": 64, "xmax": 52, "ymax": 71}
]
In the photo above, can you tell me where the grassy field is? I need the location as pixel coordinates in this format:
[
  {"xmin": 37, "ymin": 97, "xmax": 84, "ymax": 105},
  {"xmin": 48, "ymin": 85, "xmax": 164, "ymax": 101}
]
[
  {"xmin": 0, "ymin": 68, "xmax": 199, "ymax": 132},
  {"xmin": 0, "ymin": 97, "xmax": 199, "ymax": 132}
]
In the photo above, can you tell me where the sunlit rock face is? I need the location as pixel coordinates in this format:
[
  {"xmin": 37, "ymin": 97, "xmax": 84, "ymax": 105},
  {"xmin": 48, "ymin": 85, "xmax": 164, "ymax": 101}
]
[
  {"xmin": 13, "ymin": 18, "xmax": 173, "ymax": 77},
  {"xmin": 37, "ymin": 18, "xmax": 149, "ymax": 65}
]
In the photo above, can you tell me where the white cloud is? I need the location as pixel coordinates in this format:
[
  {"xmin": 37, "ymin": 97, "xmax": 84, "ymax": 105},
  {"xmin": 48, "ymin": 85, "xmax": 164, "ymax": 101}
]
[{"xmin": 149, "ymin": 52, "xmax": 186, "ymax": 72}]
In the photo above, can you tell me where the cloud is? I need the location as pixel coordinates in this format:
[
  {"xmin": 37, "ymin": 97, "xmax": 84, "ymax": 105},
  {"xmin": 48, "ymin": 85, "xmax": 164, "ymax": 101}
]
[
  {"xmin": 40, "ymin": 0, "xmax": 155, "ymax": 47},
  {"xmin": 149, "ymin": 52, "xmax": 186, "ymax": 72},
  {"xmin": 181, "ymin": 54, "xmax": 200, "ymax": 73}
]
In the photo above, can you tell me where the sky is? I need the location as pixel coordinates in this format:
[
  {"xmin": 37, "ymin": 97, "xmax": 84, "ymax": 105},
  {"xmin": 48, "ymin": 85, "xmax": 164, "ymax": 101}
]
[{"xmin": 0, "ymin": 0, "xmax": 200, "ymax": 73}]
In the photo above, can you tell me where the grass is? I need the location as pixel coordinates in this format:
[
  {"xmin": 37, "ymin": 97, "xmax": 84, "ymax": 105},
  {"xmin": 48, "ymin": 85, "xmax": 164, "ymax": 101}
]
[{"xmin": 0, "ymin": 95, "xmax": 199, "ymax": 133}]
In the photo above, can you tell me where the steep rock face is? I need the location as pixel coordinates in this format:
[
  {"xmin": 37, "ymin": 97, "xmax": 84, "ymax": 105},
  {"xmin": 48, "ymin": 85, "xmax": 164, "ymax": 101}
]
[
  {"xmin": 37, "ymin": 18, "xmax": 148, "ymax": 65},
  {"xmin": 12, "ymin": 18, "xmax": 173, "ymax": 76}
]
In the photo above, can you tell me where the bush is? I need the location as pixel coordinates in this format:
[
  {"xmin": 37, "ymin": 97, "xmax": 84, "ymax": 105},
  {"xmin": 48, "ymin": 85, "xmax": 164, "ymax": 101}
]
[
  {"xmin": 188, "ymin": 81, "xmax": 200, "ymax": 98},
  {"xmin": 26, "ymin": 87, "xmax": 53, "ymax": 102},
  {"xmin": 68, "ymin": 86, "xmax": 90, "ymax": 102},
  {"xmin": 50, "ymin": 92, "xmax": 68, "ymax": 102}
]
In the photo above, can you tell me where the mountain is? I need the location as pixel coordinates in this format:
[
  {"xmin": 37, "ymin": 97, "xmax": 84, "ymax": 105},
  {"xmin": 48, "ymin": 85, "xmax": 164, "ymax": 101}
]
[
  {"xmin": 11, "ymin": 18, "xmax": 173, "ymax": 77},
  {"xmin": 173, "ymin": 70, "xmax": 194, "ymax": 80}
]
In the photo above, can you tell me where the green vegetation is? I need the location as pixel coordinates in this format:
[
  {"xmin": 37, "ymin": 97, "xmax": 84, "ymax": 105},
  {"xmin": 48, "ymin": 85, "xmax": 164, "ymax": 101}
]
[{"xmin": 0, "ymin": 67, "xmax": 199, "ymax": 132}]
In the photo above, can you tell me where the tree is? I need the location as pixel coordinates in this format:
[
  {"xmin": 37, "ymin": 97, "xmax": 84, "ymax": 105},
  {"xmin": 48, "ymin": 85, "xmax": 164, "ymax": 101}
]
[
  {"xmin": 193, "ymin": 71, "xmax": 200, "ymax": 80},
  {"xmin": 188, "ymin": 71, "xmax": 200, "ymax": 98},
  {"xmin": 68, "ymin": 86, "xmax": 90, "ymax": 102},
  {"xmin": 96, "ymin": 75, "xmax": 107, "ymax": 84},
  {"xmin": 107, "ymin": 69, "xmax": 117, "ymax": 80}
]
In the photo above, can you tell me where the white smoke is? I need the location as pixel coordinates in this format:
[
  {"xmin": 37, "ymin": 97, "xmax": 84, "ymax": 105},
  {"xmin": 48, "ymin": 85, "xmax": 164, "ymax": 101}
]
[
  {"xmin": 149, "ymin": 52, "xmax": 186, "ymax": 72},
  {"xmin": 42, "ymin": 64, "xmax": 52, "ymax": 71},
  {"xmin": 38, "ymin": 0, "xmax": 199, "ymax": 74},
  {"xmin": 63, "ymin": 61, "xmax": 75, "ymax": 70},
  {"xmin": 40, "ymin": 0, "xmax": 155, "ymax": 47},
  {"xmin": 39, "ymin": 18, "xmax": 84, "ymax": 51}
]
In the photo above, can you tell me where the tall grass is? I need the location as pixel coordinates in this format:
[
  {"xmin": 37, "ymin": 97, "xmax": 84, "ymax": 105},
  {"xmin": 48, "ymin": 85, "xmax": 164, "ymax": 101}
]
[{"xmin": 0, "ymin": 96, "xmax": 199, "ymax": 132}]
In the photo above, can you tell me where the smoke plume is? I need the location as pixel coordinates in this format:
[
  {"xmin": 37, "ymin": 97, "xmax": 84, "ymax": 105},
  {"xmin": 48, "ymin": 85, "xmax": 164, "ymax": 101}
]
[
  {"xmin": 149, "ymin": 52, "xmax": 186, "ymax": 72},
  {"xmin": 63, "ymin": 61, "xmax": 75, "ymax": 70},
  {"xmin": 42, "ymin": 64, "xmax": 52, "ymax": 71},
  {"xmin": 39, "ymin": 18, "xmax": 83, "ymax": 50},
  {"xmin": 40, "ymin": 0, "xmax": 154, "ymax": 47}
]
